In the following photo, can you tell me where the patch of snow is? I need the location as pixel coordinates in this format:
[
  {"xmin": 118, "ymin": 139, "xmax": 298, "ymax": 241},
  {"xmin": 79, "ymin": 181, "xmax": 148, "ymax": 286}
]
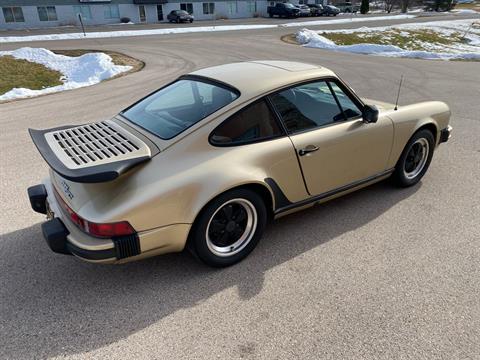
[
  {"xmin": 451, "ymin": 9, "xmax": 478, "ymax": 14},
  {"xmin": 297, "ymin": 19, "xmax": 480, "ymax": 60},
  {"xmin": 0, "ymin": 14, "xmax": 416, "ymax": 43},
  {"xmin": 280, "ymin": 14, "xmax": 415, "ymax": 28},
  {"xmin": 0, "ymin": 47, "xmax": 131, "ymax": 101}
]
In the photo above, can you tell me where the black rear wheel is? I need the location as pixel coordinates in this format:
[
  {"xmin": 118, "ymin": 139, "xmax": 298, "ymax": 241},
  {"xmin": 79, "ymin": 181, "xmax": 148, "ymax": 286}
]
[{"xmin": 188, "ymin": 189, "xmax": 267, "ymax": 267}]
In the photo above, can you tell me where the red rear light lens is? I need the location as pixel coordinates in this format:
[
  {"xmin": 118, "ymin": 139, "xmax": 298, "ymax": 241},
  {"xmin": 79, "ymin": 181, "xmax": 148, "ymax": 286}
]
[
  {"xmin": 53, "ymin": 188, "xmax": 135, "ymax": 238},
  {"xmin": 86, "ymin": 221, "xmax": 135, "ymax": 238}
]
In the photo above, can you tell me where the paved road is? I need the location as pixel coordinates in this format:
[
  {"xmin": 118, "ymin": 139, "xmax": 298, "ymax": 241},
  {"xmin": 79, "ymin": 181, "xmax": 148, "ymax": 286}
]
[
  {"xmin": 0, "ymin": 12, "xmax": 475, "ymax": 37},
  {"xmin": 1, "ymin": 15, "xmax": 479, "ymax": 360}
]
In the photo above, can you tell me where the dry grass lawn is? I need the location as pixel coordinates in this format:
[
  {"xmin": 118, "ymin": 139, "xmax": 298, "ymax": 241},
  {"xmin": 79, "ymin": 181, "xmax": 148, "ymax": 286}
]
[
  {"xmin": 0, "ymin": 56, "xmax": 63, "ymax": 95},
  {"xmin": 0, "ymin": 50, "xmax": 144, "ymax": 96}
]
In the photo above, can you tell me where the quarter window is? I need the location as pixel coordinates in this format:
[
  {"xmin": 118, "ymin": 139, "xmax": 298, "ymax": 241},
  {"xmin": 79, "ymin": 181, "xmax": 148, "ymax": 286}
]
[
  {"xmin": 203, "ymin": 2, "xmax": 215, "ymax": 14},
  {"xmin": 269, "ymin": 80, "xmax": 363, "ymax": 134},
  {"xmin": 38, "ymin": 6, "xmax": 58, "ymax": 21},
  {"xmin": 2, "ymin": 7, "xmax": 24, "ymax": 23},
  {"xmin": 210, "ymin": 100, "xmax": 283, "ymax": 145}
]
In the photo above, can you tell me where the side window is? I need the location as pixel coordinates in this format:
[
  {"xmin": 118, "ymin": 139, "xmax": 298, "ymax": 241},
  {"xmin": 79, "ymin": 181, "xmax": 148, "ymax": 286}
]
[
  {"xmin": 270, "ymin": 80, "xmax": 344, "ymax": 134},
  {"xmin": 210, "ymin": 100, "xmax": 283, "ymax": 145},
  {"xmin": 328, "ymin": 82, "xmax": 362, "ymax": 119}
]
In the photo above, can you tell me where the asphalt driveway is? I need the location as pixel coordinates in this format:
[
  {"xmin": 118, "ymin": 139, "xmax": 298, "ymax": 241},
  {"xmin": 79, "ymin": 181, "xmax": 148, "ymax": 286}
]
[{"xmin": 0, "ymin": 15, "xmax": 479, "ymax": 359}]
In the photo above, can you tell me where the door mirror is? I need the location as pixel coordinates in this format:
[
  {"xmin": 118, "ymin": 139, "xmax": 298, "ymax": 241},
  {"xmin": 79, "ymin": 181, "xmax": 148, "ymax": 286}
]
[{"xmin": 362, "ymin": 104, "xmax": 379, "ymax": 124}]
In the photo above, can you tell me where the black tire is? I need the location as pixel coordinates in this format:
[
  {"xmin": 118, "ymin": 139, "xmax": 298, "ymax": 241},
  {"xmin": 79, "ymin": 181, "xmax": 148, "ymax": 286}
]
[
  {"xmin": 189, "ymin": 19, "xmax": 193, "ymax": 23},
  {"xmin": 188, "ymin": 189, "xmax": 267, "ymax": 267},
  {"xmin": 392, "ymin": 129, "xmax": 435, "ymax": 187},
  {"xmin": 269, "ymin": 13, "xmax": 273, "ymax": 17}
]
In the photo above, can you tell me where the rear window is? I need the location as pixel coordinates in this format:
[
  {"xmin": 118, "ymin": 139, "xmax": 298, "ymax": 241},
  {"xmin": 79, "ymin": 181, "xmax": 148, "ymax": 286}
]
[{"xmin": 122, "ymin": 78, "xmax": 239, "ymax": 139}]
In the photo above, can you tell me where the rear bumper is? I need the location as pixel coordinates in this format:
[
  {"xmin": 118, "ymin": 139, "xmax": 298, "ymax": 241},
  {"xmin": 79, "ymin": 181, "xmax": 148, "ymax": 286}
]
[
  {"xmin": 29, "ymin": 184, "xmax": 133, "ymax": 261},
  {"xmin": 27, "ymin": 182, "xmax": 191, "ymax": 263},
  {"xmin": 439, "ymin": 125, "xmax": 452, "ymax": 144}
]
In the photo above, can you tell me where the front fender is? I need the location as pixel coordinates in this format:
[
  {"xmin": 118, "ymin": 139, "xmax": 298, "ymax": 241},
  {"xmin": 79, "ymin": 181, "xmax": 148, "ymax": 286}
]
[{"xmin": 384, "ymin": 101, "xmax": 450, "ymax": 168}]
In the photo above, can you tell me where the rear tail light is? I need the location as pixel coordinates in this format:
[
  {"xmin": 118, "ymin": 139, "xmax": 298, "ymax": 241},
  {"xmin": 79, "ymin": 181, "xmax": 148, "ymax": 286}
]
[{"xmin": 53, "ymin": 188, "xmax": 135, "ymax": 238}]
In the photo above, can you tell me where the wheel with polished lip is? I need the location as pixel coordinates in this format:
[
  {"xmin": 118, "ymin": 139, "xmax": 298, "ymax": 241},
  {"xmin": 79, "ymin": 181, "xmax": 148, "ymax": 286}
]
[
  {"xmin": 188, "ymin": 189, "xmax": 267, "ymax": 267},
  {"xmin": 392, "ymin": 129, "xmax": 435, "ymax": 187}
]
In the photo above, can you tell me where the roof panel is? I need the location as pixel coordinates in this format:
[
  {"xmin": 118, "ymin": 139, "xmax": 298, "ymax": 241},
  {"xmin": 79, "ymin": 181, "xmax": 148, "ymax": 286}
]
[{"xmin": 190, "ymin": 61, "xmax": 335, "ymax": 100}]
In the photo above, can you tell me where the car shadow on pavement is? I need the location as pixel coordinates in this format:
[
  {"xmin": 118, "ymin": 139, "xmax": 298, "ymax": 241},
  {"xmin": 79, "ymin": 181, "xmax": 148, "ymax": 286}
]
[{"xmin": 0, "ymin": 180, "xmax": 420, "ymax": 358}]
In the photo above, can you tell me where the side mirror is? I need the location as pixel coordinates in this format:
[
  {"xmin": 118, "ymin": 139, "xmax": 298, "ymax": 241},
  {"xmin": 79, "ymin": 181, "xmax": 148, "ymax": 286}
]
[{"xmin": 362, "ymin": 104, "xmax": 379, "ymax": 124}]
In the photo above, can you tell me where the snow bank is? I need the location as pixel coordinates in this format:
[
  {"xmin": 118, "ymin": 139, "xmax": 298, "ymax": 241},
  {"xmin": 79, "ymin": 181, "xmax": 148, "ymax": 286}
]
[
  {"xmin": 297, "ymin": 19, "xmax": 480, "ymax": 61},
  {"xmin": 0, "ymin": 47, "xmax": 132, "ymax": 101},
  {"xmin": 451, "ymin": 9, "xmax": 478, "ymax": 14},
  {"xmin": 0, "ymin": 14, "xmax": 416, "ymax": 43}
]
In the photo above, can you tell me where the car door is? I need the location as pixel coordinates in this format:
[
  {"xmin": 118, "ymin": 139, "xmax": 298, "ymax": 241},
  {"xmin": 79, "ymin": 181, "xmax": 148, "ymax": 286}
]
[{"xmin": 269, "ymin": 79, "xmax": 394, "ymax": 196}]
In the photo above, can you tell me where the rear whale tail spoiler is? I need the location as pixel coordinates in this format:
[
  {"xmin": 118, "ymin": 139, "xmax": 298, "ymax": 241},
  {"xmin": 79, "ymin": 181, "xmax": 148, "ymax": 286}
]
[{"xmin": 29, "ymin": 121, "xmax": 156, "ymax": 183}]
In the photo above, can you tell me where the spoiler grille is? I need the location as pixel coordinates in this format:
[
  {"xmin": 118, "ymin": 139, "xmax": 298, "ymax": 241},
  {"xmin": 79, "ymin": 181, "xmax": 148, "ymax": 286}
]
[{"xmin": 44, "ymin": 121, "xmax": 150, "ymax": 169}]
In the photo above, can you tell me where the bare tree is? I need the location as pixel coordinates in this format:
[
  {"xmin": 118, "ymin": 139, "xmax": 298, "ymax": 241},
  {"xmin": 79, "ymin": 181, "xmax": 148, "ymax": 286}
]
[
  {"xmin": 384, "ymin": 0, "xmax": 398, "ymax": 13},
  {"xmin": 400, "ymin": 0, "xmax": 410, "ymax": 12}
]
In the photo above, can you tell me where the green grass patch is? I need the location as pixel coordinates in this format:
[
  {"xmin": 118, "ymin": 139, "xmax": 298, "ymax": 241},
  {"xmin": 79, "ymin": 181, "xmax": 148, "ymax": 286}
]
[
  {"xmin": 321, "ymin": 29, "xmax": 466, "ymax": 51},
  {"xmin": 455, "ymin": 1, "xmax": 480, "ymax": 10},
  {"xmin": 0, "ymin": 56, "xmax": 63, "ymax": 95}
]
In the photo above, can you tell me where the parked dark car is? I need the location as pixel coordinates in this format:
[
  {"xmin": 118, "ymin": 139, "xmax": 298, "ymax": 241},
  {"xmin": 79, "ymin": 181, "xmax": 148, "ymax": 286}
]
[
  {"xmin": 321, "ymin": 5, "xmax": 341, "ymax": 15},
  {"xmin": 424, "ymin": 0, "xmax": 456, "ymax": 11},
  {"xmin": 336, "ymin": 2, "xmax": 360, "ymax": 12},
  {"xmin": 307, "ymin": 3, "xmax": 324, "ymax": 16},
  {"xmin": 295, "ymin": 4, "xmax": 313, "ymax": 16},
  {"xmin": 267, "ymin": 3, "xmax": 300, "ymax": 18},
  {"xmin": 167, "ymin": 10, "xmax": 194, "ymax": 23}
]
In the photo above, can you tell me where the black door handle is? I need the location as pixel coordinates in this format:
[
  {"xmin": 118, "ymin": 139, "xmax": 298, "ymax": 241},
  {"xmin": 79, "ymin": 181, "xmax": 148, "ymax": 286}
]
[{"xmin": 298, "ymin": 145, "xmax": 319, "ymax": 156}]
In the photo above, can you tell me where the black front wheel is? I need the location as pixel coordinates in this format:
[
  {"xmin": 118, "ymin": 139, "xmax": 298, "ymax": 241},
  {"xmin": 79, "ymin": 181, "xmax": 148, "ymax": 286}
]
[
  {"xmin": 188, "ymin": 189, "xmax": 267, "ymax": 267},
  {"xmin": 392, "ymin": 129, "xmax": 435, "ymax": 187}
]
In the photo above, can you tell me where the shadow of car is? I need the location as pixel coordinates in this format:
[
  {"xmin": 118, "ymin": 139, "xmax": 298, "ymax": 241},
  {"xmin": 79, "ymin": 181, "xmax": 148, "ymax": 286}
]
[{"xmin": 1, "ymin": 180, "xmax": 420, "ymax": 358}]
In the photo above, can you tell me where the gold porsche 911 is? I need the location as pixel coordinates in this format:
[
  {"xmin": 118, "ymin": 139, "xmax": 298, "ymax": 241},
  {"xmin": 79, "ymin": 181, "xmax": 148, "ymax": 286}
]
[{"xmin": 28, "ymin": 61, "xmax": 452, "ymax": 267}]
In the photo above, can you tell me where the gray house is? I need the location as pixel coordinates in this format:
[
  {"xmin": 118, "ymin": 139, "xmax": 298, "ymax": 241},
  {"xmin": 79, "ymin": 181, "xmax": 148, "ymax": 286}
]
[{"xmin": 0, "ymin": 0, "xmax": 325, "ymax": 29}]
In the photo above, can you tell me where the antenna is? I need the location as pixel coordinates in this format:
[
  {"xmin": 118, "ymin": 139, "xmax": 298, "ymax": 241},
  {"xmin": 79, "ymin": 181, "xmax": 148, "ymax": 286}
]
[{"xmin": 394, "ymin": 75, "xmax": 404, "ymax": 111}]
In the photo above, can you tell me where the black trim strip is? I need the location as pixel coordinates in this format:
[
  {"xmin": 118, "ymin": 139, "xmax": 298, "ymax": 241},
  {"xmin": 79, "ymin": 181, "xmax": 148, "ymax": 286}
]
[
  {"xmin": 270, "ymin": 168, "xmax": 395, "ymax": 215},
  {"xmin": 113, "ymin": 234, "xmax": 141, "ymax": 259},
  {"xmin": 264, "ymin": 178, "xmax": 292, "ymax": 209},
  {"xmin": 439, "ymin": 127, "xmax": 451, "ymax": 144},
  {"xmin": 66, "ymin": 242, "xmax": 117, "ymax": 261}
]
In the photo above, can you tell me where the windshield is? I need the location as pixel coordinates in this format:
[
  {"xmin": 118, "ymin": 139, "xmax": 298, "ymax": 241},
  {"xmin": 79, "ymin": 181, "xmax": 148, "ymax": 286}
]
[
  {"xmin": 178, "ymin": 10, "xmax": 188, "ymax": 15},
  {"xmin": 284, "ymin": 3, "xmax": 295, "ymax": 8},
  {"xmin": 122, "ymin": 78, "xmax": 239, "ymax": 139}
]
